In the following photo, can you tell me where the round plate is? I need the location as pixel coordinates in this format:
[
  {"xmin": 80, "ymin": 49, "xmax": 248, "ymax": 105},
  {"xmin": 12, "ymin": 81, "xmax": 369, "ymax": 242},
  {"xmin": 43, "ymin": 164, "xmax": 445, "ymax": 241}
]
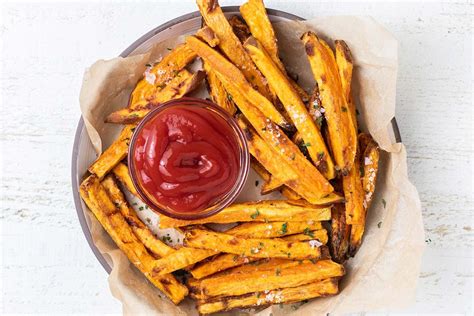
[{"xmin": 71, "ymin": 7, "xmax": 402, "ymax": 274}]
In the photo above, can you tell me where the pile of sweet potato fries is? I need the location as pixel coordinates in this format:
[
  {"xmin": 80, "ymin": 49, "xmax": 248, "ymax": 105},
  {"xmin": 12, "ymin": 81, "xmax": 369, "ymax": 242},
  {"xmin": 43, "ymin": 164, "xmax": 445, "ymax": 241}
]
[{"xmin": 80, "ymin": 0, "xmax": 380, "ymax": 313}]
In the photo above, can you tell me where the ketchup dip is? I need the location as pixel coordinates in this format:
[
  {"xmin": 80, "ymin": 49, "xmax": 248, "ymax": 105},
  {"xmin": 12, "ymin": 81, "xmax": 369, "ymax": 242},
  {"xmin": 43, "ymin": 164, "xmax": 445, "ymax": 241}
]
[{"xmin": 129, "ymin": 98, "xmax": 249, "ymax": 219}]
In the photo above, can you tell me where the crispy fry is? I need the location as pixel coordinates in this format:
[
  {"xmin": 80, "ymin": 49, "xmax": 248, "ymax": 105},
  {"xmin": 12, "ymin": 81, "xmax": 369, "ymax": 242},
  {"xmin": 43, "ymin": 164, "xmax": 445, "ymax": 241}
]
[
  {"xmin": 196, "ymin": 26, "xmax": 219, "ymax": 47},
  {"xmin": 236, "ymin": 117, "xmax": 333, "ymax": 202},
  {"xmin": 282, "ymin": 229, "xmax": 328, "ymax": 244},
  {"xmin": 88, "ymin": 125, "xmax": 134, "ymax": 179},
  {"xmin": 343, "ymin": 152, "xmax": 365, "ymax": 225},
  {"xmin": 111, "ymin": 163, "xmax": 137, "ymax": 195},
  {"xmin": 106, "ymin": 70, "xmax": 205, "ymax": 124},
  {"xmin": 196, "ymin": 0, "xmax": 274, "ymax": 102},
  {"xmin": 261, "ymin": 176, "xmax": 283, "ymax": 194},
  {"xmin": 128, "ymin": 43, "xmax": 197, "ymax": 109},
  {"xmin": 281, "ymin": 186, "xmax": 301, "ymax": 200},
  {"xmin": 335, "ymin": 40, "xmax": 354, "ymax": 112},
  {"xmin": 101, "ymin": 175, "xmax": 175, "ymax": 258},
  {"xmin": 240, "ymin": 0, "xmax": 309, "ymax": 102},
  {"xmin": 197, "ymin": 278, "xmax": 339, "ymax": 314},
  {"xmin": 226, "ymin": 221, "xmax": 322, "ymax": 238},
  {"xmin": 193, "ymin": 259, "xmax": 344, "ymax": 298},
  {"xmin": 186, "ymin": 35, "xmax": 289, "ymax": 128},
  {"xmin": 244, "ymin": 37, "xmax": 335, "ymax": 179},
  {"xmin": 202, "ymin": 61, "xmax": 237, "ymax": 115},
  {"xmin": 79, "ymin": 175, "xmax": 188, "ymax": 304},
  {"xmin": 152, "ymin": 247, "xmax": 217, "ymax": 275},
  {"xmin": 330, "ymin": 203, "xmax": 350, "ymax": 263},
  {"xmin": 159, "ymin": 200, "xmax": 331, "ymax": 228},
  {"xmin": 360, "ymin": 134, "xmax": 380, "ymax": 210},
  {"xmin": 349, "ymin": 134, "xmax": 380, "ymax": 256},
  {"xmin": 190, "ymin": 254, "xmax": 260, "ymax": 280},
  {"xmin": 228, "ymin": 15, "xmax": 251, "ymax": 43},
  {"xmin": 301, "ymin": 32, "xmax": 357, "ymax": 173},
  {"xmin": 184, "ymin": 228, "xmax": 326, "ymax": 260}
]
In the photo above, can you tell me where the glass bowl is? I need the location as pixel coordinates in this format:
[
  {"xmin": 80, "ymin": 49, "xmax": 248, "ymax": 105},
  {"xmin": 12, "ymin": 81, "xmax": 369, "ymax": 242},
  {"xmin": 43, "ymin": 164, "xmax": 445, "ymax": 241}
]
[{"xmin": 127, "ymin": 97, "xmax": 250, "ymax": 220}]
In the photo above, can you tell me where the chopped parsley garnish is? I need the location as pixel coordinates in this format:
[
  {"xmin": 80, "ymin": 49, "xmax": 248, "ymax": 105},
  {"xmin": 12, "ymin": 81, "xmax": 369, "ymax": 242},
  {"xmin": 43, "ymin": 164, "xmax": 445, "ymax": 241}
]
[
  {"xmin": 317, "ymin": 151, "xmax": 325, "ymax": 160},
  {"xmin": 315, "ymin": 116, "xmax": 323, "ymax": 128},
  {"xmin": 382, "ymin": 198, "xmax": 387, "ymax": 208},
  {"xmin": 377, "ymin": 221, "xmax": 382, "ymax": 228},
  {"xmin": 138, "ymin": 206, "xmax": 144, "ymax": 211},
  {"xmin": 161, "ymin": 234, "xmax": 172, "ymax": 243},
  {"xmin": 279, "ymin": 222, "xmax": 288, "ymax": 235},
  {"xmin": 303, "ymin": 227, "xmax": 314, "ymax": 238},
  {"xmin": 250, "ymin": 210, "xmax": 260, "ymax": 219},
  {"xmin": 233, "ymin": 255, "xmax": 239, "ymax": 262},
  {"xmin": 302, "ymin": 142, "xmax": 311, "ymax": 147},
  {"xmin": 342, "ymin": 106, "xmax": 348, "ymax": 112},
  {"xmin": 145, "ymin": 63, "xmax": 152, "ymax": 67},
  {"xmin": 287, "ymin": 252, "xmax": 291, "ymax": 258},
  {"xmin": 226, "ymin": 93, "xmax": 233, "ymax": 101}
]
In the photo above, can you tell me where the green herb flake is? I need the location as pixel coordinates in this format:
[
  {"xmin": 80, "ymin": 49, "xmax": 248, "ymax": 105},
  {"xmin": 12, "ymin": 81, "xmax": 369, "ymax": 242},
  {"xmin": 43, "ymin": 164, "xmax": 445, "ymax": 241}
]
[
  {"xmin": 302, "ymin": 142, "xmax": 311, "ymax": 148},
  {"xmin": 382, "ymin": 199, "xmax": 387, "ymax": 208},
  {"xmin": 256, "ymin": 292, "xmax": 261, "ymax": 298},
  {"xmin": 377, "ymin": 221, "xmax": 382, "ymax": 228},
  {"xmin": 342, "ymin": 106, "xmax": 348, "ymax": 112},
  {"xmin": 317, "ymin": 151, "xmax": 325, "ymax": 160},
  {"xmin": 287, "ymin": 252, "xmax": 291, "ymax": 258},
  {"xmin": 250, "ymin": 210, "xmax": 260, "ymax": 219},
  {"xmin": 226, "ymin": 93, "xmax": 233, "ymax": 101},
  {"xmin": 233, "ymin": 255, "xmax": 239, "ymax": 262},
  {"xmin": 303, "ymin": 228, "xmax": 314, "ymax": 238},
  {"xmin": 167, "ymin": 47, "xmax": 172, "ymax": 51},
  {"xmin": 157, "ymin": 83, "xmax": 166, "ymax": 89},
  {"xmin": 316, "ymin": 116, "xmax": 323, "ymax": 128},
  {"xmin": 279, "ymin": 222, "xmax": 288, "ymax": 235},
  {"xmin": 138, "ymin": 206, "xmax": 144, "ymax": 211},
  {"xmin": 145, "ymin": 63, "xmax": 152, "ymax": 67}
]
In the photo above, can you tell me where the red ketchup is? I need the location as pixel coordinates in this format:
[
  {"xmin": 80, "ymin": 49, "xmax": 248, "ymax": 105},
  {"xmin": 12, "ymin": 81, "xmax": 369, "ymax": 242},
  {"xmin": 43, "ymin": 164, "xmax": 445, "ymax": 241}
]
[{"xmin": 131, "ymin": 105, "xmax": 240, "ymax": 213}]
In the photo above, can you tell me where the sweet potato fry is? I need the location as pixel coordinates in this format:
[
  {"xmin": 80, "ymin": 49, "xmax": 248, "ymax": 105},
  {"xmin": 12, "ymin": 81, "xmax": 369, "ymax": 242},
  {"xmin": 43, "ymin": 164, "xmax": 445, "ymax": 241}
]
[
  {"xmin": 106, "ymin": 70, "xmax": 205, "ymax": 124},
  {"xmin": 226, "ymin": 221, "xmax": 322, "ymax": 238},
  {"xmin": 261, "ymin": 175, "xmax": 283, "ymax": 194},
  {"xmin": 190, "ymin": 254, "xmax": 260, "ymax": 280},
  {"xmin": 349, "ymin": 134, "xmax": 380, "ymax": 256},
  {"xmin": 79, "ymin": 175, "xmax": 188, "ymax": 304},
  {"xmin": 159, "ymin": 200, "xmax": 331, "ymax": 228},
  {"xmin": 152, "ymin": 247, "xmax": 217, "ymax": 275},
  {"xmin": 202, "ymin": 61, "xmax": 237, "ymax": 115},
  {"xmin": 240, "ymin": 0, "xmax": 309, "ymax": 102},
  {"xmin": 282, "ymin": 229, "xmax": 328, "ymax": 244},
  {"xmin": 88, "ymin": 125, "xmax": 134, "ymax": 179},
  {"xmin": 359, "ymin": 133, "xmax": 380, "ymax": 210},
  {"xmin": 236, "ymin": 117, "xmax": 333, "ymax": 202},
  {"xmin": 330, "ymin": 203, "xmax": 350, "ymax": 263},
  {"xmin": 281, "ymin": 186, "xmax": 301, "ymax": 200},
  {"xmin": 111, "ymin": 163, "xmax": 137, "ymax": 196},
  {"xmin": 343, "ymin": 152, "xmax": 365, "ymax": 225},
  {"xmin": 186, "ymin": 35, "xmax": 289, "ymax": 128},
  {"xmin": 101, "ymin": 175, "xmax": 175, "ymax": 258},
  {"xmin": 228, "ymin": 15, "xmax": 251, "ymax": 43},
  {"xmin": 184, "ymin": 228, "xmax": 326, "ymax": 260},
  {"xmin": 128, "ymin": 43, "xmax": 197, "ymax": 109},
  {"xmin": 193, "ymin": 259, "xmax": 344, "ymax": 298},
  {"xmin": 196, "ymin": 26, "xmax": 219, "ymax": 47},
  {"xmin": 301, "ymin": 32, "xmax": 357, "ymax": 173},
  {"xmin": 196, "ymin": 0, "xmax": 274, "ymax": 102},
  {"xmin": 197, "ymin": 278, "xmax": 339, "ymax": 314},
  {"xmin": 244, "ymin": 37, "xmax": 335, "ymax": 179}
]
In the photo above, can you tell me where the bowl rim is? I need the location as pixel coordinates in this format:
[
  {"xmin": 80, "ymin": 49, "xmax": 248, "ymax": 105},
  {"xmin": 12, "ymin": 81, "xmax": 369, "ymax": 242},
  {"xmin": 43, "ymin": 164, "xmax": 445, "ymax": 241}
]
[
  {"xmin": 71, "ymin": 6, "xmax": 402, "ymax": 274},
  {"xmin": 127, "ymin": 97, "xmax": 250, "ymax": 220}
]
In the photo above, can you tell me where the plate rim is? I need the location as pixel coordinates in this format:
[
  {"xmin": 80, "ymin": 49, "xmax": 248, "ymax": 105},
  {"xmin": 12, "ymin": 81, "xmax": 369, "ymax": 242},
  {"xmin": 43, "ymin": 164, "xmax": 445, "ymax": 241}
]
[{"xmin": 71, "ymin": 6, "xmax": 402, "ymax": 274}]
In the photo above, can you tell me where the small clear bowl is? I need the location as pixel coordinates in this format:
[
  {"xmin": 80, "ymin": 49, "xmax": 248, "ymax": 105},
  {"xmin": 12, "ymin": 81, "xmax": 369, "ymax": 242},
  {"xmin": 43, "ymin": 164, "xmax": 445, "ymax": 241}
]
[{"xmin": 128, "ymin": 97, "xmax": 250, "ymax": 220}]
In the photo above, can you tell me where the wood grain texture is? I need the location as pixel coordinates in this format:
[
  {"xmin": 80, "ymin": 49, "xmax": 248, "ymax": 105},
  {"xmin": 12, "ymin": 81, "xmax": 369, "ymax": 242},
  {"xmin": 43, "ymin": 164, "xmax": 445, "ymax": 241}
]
[{"xmin": 0, "ymin": 0, "xmax": 472, "ymax": 314}]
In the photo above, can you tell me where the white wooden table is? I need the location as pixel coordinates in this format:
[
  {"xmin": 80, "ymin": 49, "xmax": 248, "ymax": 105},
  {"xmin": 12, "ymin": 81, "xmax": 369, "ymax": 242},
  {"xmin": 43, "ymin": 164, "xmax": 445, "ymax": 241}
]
[{"xmin": 1, "ymin": 0, "xmax": 472, "ymax": 314}]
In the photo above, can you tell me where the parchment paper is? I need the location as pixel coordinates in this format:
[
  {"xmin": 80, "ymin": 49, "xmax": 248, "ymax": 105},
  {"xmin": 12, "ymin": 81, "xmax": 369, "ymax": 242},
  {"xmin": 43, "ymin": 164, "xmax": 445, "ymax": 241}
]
[{"xmin": 78, "ymin": 16, "xmax": 425, "ymax": 315}]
